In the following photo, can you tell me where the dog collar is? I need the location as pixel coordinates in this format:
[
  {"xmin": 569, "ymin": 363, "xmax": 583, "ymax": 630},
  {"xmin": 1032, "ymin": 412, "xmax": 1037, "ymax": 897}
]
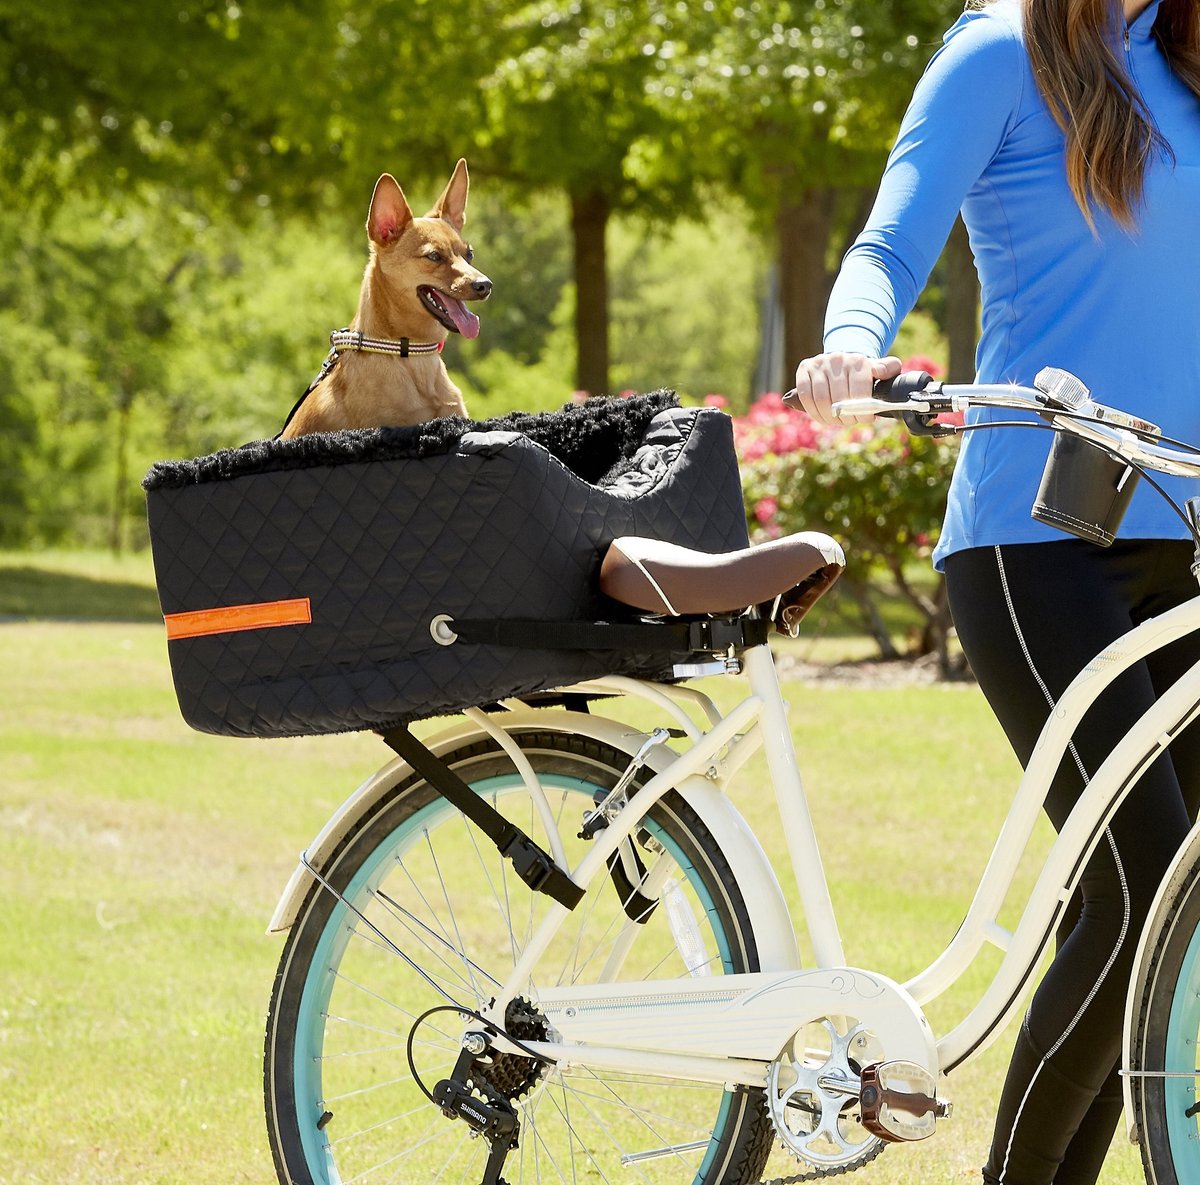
[
  {"xmin": 277, "ymin": 330, "xmax": 447, "ymax": 439},
  {"xmin": 329, "ymin": 329, "xmax": 445, "ymax": 357}
]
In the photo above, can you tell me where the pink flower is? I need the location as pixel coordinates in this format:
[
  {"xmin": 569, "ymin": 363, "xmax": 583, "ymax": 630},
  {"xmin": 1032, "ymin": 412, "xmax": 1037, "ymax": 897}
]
[
  {"xmin": 754, "ymin": 497, "xmax": 779, "ymax": 525},
  {"xmin": 900, "ymin": 354, "xmax": 944, "ymax": 378},
  {"xmin": 704, "ymin": 394, "xmax": 729, "ymax": 408}
]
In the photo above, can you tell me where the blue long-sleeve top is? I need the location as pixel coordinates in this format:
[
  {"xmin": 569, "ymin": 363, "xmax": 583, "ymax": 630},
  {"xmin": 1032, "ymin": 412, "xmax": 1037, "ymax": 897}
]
[{"xmin": 824, "ymin": 0, "xmax": 1200, "ymax": 568}]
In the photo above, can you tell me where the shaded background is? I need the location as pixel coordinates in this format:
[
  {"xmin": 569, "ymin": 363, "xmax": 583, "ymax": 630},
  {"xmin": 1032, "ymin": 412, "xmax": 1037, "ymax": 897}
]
[{"xmin": 0, "ymin": 0, "xmax": 978, "ymax": 553}]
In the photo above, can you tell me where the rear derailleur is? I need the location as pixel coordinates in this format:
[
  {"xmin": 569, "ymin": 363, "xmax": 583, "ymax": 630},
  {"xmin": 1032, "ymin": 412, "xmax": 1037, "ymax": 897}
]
[
  {"xmin": 431, "ymin": 1000, "xmax": 549, "ymax": 1185},
  {"xmin": 433, "ymin": 1036, "xmax": 520, "ymax": 1185}
]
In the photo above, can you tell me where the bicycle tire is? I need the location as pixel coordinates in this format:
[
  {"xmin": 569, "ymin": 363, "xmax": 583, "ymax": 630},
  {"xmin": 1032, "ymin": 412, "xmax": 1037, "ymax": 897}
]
[
  {"xmin": 264, "ymin": 729, "xmax": 774, "ymax": 1185},
  {"xmin": 1131, "ymin": 854, "xmax": 1200, "ymax": 1185}
]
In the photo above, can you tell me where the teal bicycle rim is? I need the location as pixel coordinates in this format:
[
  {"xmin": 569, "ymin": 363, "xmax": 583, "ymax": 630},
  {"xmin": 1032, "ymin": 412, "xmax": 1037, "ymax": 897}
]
[
  {"xmin": 1165, "ymin": 920, "xmax": 1200, "ymax": 1183},
  {"xmin": 291, "ymin": 771, "xmax": 739, "ymax": 1185}
]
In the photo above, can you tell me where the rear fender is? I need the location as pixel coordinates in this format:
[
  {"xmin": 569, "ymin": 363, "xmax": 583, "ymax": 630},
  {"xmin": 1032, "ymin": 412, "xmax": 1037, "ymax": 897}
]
[{"xmin": 267, "ymin": 709, "xmax": 800, "ymax": 972}]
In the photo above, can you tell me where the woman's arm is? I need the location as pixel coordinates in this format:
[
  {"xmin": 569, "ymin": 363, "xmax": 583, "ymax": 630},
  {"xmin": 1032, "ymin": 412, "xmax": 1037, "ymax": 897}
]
[{"xmin": 792, "ymin": 9, "xmax": 1025, "ymax": 423}]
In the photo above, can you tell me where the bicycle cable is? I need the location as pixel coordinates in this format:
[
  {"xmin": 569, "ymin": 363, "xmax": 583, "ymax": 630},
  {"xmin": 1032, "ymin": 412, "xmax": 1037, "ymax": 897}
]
[
  {"xmin": 405, "ymin": 1002, "xmax": 558, "ymax": 1105},
  {"xmin": 948, "ymin": 417, "xmax": 1200, "ymax": 548}
]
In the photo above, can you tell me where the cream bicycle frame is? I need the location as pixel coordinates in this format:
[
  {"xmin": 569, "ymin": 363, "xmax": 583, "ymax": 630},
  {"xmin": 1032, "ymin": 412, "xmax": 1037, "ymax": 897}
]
[
  {"xmin": 458, "ymin": 593, "xmax": 1200, "ymax": 1090},
  {"xmin": 271, "ymin": 375, "xmax": 1200, "ymax": 1119}
]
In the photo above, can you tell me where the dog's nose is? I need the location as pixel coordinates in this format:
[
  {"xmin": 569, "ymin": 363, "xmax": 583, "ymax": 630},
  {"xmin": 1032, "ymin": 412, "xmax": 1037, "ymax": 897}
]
[{"xmin": 472, "ymin": 277, "xmax": 493, "ymax": 298}]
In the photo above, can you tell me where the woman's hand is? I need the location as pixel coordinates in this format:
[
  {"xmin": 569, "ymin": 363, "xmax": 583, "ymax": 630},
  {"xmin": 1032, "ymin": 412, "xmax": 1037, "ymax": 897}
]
[{"xmin": 785, "ymin": 353, "xmax": 902, "ymax": 426}]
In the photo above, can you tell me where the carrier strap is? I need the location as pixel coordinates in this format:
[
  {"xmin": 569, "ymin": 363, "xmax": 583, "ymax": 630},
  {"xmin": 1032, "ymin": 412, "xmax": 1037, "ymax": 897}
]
[
  {"xmin": 450, "ymin": 615, "xmax": 771, "ymax": 653},
  {"xmin": 380, "ymin": 725, "xmax": 586, "ymax": 911}
]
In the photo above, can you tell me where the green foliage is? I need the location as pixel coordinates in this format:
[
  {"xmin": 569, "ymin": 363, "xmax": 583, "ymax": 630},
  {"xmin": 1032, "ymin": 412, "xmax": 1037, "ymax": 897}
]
[
  {"xmin": 650, "ymin": 1, "xmax": 949, "ymax": 213},
  {"xmin": 0, "ymin": 194, "xmax": 360, "ymax": 548},
  {"xmin": 609, "ymin": 211, "xmax": 767, "ymax": 404},
  {"xmin": 746, "ymin": 422, "xmax": 952, "ymax": 567},
  {"xmin": 0, "ymin": 0, "xmax": 964, "ymax": 557}
]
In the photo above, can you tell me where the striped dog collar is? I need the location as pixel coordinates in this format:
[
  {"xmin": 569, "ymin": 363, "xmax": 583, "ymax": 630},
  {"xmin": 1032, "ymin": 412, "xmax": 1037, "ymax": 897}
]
[{"xmin": 328, "ymin": 329, "xmax": 445, "ymax": 357}]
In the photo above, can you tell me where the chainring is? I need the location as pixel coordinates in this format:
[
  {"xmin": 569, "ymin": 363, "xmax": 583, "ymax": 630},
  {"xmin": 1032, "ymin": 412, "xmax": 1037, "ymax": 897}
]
[{"xmin": 763, "ymin": 1019, "xmax": 885, "ymax": 1180}]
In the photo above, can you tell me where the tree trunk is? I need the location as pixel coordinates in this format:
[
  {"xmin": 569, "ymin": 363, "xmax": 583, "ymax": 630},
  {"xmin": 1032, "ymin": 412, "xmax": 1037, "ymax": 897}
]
[
  {"xmin": 945, "ymin": 215, "xmax": 979, "ymax": 383},
  {"xmin": 776, "ymin": 189, "xmax": 834, "ymax": 393},
  {"xmin": 841, "ymin": 577, "xmax": 900, "ymax": 660},
  {"xmin": 110, "ymin": 374, "xmax": 134, "ymax": 558},
  {"xmin": 570, "ymin": 188, "xmax": 611, "ymax": 396}
]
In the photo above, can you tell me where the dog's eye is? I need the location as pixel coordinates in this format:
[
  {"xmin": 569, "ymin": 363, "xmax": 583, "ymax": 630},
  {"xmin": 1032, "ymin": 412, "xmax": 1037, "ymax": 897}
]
[
  {"xmin": 464, "ymin": 247, "xmax": 474, "ymax": 263},
  {"xmin": 426, "ymin": 250, "xmax": 443, "ymax": 263}
]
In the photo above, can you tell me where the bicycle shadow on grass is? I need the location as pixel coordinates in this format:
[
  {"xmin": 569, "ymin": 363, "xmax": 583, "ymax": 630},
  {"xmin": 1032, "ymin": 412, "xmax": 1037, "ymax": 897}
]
[{"xmin": 0, "ymin": 565, "xmax": 162, "ymax": 622}]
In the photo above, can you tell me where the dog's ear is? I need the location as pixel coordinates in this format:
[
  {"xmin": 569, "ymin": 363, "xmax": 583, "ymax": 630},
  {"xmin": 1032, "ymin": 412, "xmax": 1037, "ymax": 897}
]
[
  {"xmin": 427, "ymin": 158, "xmax": 469, "ymax": 233},
  {"xmin": 367, "ymin": 174, "xmax": 414, "ymax": 246}
]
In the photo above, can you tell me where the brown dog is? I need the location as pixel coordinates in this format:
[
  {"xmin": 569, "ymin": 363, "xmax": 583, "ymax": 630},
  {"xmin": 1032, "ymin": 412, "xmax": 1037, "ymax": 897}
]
[{"xmin": 281, "ymin": 159, "xmax": 491, "ymax": 437}]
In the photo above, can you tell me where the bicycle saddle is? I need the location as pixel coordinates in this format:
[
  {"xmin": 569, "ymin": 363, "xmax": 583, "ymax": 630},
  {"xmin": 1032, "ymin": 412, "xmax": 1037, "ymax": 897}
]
[{"xmin": 600, "ymin": 532, "xmax": 845, "ymax": 635}]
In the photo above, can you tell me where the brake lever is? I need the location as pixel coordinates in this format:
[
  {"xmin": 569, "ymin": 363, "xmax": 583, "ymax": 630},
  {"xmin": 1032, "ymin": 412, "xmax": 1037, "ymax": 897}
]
[
  {"xmin": 785, "ymin": 370, "xmax": 956, "ymax": 436},
  {"xmin": 871, "ymin": 371, "xmax": 955, "ymax": 438}
]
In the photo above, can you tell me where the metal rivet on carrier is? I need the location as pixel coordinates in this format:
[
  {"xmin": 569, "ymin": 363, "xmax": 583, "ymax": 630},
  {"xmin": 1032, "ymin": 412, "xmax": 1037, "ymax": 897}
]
[{"xmin": 429, "ymin": 615, "xmax": 458, "ymax": 646}]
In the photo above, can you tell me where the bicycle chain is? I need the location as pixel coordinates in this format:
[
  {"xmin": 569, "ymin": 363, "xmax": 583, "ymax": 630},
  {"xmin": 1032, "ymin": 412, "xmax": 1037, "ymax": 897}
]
[{"xmin": 757, "ymin": 1136, "xmax": 885, "ymax": 1184}]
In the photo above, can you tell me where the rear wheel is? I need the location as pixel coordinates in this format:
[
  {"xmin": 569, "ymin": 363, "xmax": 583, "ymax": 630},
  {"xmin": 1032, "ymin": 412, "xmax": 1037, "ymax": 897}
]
[
  {"xmin": 264, "ymin": 729, "xmax": 774, "ymax": 1185},
  {"xmin": 1131, "ymin": 853, "xmax": 1200, "ymax": 1185}
]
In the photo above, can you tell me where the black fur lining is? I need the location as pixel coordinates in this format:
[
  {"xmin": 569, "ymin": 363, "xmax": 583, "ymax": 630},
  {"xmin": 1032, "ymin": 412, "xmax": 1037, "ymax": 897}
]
[{"xmin": 143, "ymin": 391, "xmax": 681, "ymax": 492}]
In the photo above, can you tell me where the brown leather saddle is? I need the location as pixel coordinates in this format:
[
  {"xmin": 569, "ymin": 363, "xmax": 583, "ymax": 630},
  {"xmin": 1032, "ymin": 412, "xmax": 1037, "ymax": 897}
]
[{"xmin": 601, "ymin": 532, "xmax": 846, "ymax": 637}]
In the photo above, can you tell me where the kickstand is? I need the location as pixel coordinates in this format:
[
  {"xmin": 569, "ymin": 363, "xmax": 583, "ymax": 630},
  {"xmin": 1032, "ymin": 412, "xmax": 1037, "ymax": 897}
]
[{"xmin": 480, "ymin": 1115, "xmax": 519, "ymax": 1185}]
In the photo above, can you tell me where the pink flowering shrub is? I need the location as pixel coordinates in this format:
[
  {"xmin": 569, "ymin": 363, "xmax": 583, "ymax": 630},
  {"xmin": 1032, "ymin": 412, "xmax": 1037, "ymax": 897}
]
[{"xmin": 731, "ymin": 358, "xmax": 959, "ymax": 658}]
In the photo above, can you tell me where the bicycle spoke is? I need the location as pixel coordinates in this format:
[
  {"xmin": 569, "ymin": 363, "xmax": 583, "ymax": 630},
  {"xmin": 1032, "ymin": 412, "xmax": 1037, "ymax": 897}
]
[
  {"xmin": 542, "ymin": 1079, "xmax": 646, "ymax": 1185},
  {"xmin": 268, "ymin": 739, "xmax": 765, "ymax": 1185},
  {"xmin": 327, "ymin": 971, "xmax": 460, "ymax": 1040},
  {"xmin": 424, "ymin": 824, "xmax": 489, "ymax": 1002},
  {"xmin": 373, "ymin": 888, "xmax": 502, "ymax": 995}
]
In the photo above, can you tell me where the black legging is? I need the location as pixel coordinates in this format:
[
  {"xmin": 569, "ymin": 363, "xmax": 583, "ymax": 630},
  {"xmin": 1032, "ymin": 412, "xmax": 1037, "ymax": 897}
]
[{"xmin": 944, "ymin": 539, "xmax": 1200, "ymax": 1185}]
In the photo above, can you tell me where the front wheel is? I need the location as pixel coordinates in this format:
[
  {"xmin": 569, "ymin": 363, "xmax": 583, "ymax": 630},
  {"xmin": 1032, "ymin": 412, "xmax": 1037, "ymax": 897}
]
[
  {"xmin": 263, "ymin": 729, "xmax": 774, "ymax": 1185},
  {"xmin": 1130, "ymin": 850, "xmax": 1200, "ymax": 1185}
]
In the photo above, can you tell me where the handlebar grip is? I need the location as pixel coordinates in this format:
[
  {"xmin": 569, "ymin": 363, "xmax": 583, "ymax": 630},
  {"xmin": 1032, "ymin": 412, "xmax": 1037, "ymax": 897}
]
[{"xmin": 873, "ymin": 370, "xmax": 934, "ymax": 404}]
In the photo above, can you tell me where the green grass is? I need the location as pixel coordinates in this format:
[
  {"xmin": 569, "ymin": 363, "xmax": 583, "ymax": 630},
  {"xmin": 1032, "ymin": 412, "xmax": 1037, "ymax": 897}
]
[{"xmin": 0, "ymin": 558, "xmax": 1146, "ymax": 1184}]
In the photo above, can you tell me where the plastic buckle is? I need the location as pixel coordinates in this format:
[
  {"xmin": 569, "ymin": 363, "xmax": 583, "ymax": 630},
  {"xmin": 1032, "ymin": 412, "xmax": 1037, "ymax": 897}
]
[{"xmin": 686, "ymin": 617, "xmax": 744, "ymax": 653}]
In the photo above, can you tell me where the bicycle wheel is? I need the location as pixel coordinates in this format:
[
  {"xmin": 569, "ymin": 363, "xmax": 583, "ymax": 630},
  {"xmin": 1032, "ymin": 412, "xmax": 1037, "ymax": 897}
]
[
  {"xmin": 264, "ymin": 729, "xmax": 773, "ymax": 1185},
  {"xmin": 1131, "ymin": 853, "xmax": 1200, "ymax": 1185}
]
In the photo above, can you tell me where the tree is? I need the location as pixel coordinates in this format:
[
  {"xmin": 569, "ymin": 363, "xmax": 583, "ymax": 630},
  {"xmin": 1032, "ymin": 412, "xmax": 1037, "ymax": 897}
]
[
  {"xmin": 474, "ymin": 1, "xmax": 725, "ymax": 395},
  {"xmin": 658, "ymin": 1, "xmax": 953, "ymax": 389}
]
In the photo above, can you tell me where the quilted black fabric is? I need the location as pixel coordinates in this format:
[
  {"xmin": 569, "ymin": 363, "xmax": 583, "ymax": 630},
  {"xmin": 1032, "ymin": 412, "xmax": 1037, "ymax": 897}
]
[{"xmin": 145, "ymin": 399, "xmax": 749, "ymax": 738}]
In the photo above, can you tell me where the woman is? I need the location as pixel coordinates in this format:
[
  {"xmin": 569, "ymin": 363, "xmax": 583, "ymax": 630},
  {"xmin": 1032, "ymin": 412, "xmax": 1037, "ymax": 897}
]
[{"xmin": 789, "ymin": 1, "xmax": 1200, "ymax": 1182}]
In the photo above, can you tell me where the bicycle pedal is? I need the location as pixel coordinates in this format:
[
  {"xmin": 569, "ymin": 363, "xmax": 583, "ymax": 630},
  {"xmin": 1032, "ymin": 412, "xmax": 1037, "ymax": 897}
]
[{"xmin": 858, "ymin": 1061, "xmax": 951, "ymax": 1143}]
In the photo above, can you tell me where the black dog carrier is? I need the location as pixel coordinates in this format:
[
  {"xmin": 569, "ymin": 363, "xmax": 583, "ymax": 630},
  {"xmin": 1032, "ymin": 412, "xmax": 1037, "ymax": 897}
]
[{"xmin": 143, "ymin": 394, "xmax": 752, "ymax": 738}]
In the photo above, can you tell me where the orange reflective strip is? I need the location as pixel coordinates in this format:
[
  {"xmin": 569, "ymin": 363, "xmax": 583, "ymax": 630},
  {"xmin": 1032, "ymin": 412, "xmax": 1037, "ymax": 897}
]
[{"xmin": 164, "ymin": 597, "xmax": 312, "ymax": 640}]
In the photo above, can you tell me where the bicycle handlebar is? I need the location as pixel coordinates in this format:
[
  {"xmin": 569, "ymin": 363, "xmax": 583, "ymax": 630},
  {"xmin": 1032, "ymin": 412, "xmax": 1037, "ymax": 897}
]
[{"xmin": 832, "ymin": 368, "xmax": 1200, "ymax": 481}]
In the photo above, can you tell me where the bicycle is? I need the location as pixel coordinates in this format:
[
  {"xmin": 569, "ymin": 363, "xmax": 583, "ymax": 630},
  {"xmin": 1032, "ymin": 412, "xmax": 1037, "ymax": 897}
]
[{"xmin": 260, "ymin": 366, "xmax": 1200, "ymax": 1185}]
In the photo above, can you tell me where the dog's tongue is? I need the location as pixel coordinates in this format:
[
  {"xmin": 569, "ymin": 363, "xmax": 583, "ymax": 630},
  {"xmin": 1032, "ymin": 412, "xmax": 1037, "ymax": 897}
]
[{"xmin": 444, "ymin": 296, "xmax": 480, "ymax": 340}]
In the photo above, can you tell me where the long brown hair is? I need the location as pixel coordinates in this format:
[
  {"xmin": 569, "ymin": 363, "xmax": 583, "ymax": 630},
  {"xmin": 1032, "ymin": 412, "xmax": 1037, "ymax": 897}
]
[{"xmin": 971, "ymin": 0, "xmax": 1200, "ymax": 227}]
